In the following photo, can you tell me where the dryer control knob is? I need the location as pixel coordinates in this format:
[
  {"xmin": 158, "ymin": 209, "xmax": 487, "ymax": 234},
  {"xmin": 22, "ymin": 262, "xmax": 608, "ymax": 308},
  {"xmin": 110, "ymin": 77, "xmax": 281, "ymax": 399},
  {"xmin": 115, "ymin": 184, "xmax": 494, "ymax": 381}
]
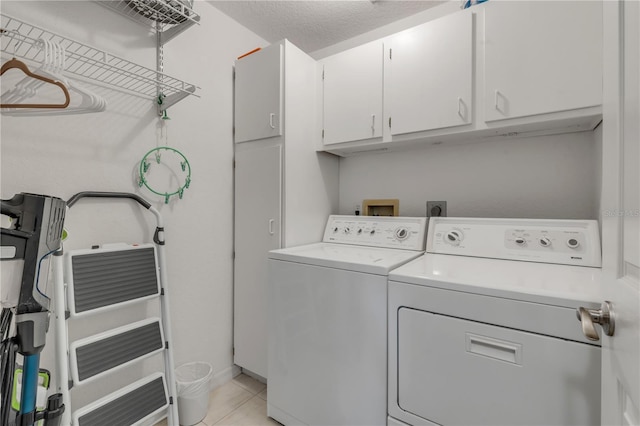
[
  {"xmin": 539, "ymin": 236, "xmax": 552, "ymax": 247},
  {"xmin": 515, "ymin": 237, "xmax": 526, "ymax": 246},
  {"xmin": 395, "ymin": 227, "xmax": 409, "ymax": 241},
  {"xmin": 567, "ymin": 238, "xmax": 580, "ymax": 249},
  {"xmin": 445, "ymin": 230, "xmax": 463, "ymax": 246}
]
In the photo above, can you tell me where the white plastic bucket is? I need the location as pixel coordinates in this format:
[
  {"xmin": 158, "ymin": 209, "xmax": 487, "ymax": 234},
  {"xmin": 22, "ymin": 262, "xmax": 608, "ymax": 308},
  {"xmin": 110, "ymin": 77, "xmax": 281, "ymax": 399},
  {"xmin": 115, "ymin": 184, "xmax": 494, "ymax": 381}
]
[{"xmin": 175, "ymin": 362, "xmax": 213, "ymax": 426}]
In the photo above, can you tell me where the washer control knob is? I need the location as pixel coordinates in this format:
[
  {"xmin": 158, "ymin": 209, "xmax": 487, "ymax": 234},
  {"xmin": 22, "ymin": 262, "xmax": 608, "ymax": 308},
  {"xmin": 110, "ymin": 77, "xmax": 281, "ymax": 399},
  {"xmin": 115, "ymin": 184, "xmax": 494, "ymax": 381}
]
[
  {"xmin": 344, "ymin": 227, "xmax": 351, "ymax": 234},
  {"xmin": 515, "ymin": 237, "xmax": 526, "ymax": 246},
  {"xmin": 395, "ymin": 227, "xmax": 409, "ymax": 241},
  {"xmin": 370, "ymin": 229, "xmax": 376, "ymax": 236},
  {"xmin": 333, "ymin": 227, "xmax": 339, "ymax": 233},
  {"xmin": 539, "ymin": 236, "xmax": 552, "ymax": 247},
  {"xmin": 357, "ymin": 229, "xmax": 363, "ymax": 235},
  {"xmin": 445, "ymin": 230, "xmax": 463, "ymax": 246},
  {"xmin": 567, "ymin": 238, "xmax": 580, "ymax": 249}
]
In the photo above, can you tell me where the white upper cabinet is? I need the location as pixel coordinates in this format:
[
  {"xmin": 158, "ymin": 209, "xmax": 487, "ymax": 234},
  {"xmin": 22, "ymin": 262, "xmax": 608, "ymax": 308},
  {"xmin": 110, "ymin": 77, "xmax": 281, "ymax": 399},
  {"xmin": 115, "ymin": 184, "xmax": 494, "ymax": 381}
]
[
  {"xmin": 317, "ymin": 2, "xmax": 603, "ymax": 156},
  {"xmin": 387, "ymin": 11, "xmax": 473, "ymax": 136},
  {"xmin": 483, "ymin": 1, "xmax": 602, "ymax": 122},
  {"xmin": 321, "ymin": 41, "xmax": 384, "ymax": 145},
  {"xmin": 234, "ymin": 44, "xmax": 283, "ymax": 143}
]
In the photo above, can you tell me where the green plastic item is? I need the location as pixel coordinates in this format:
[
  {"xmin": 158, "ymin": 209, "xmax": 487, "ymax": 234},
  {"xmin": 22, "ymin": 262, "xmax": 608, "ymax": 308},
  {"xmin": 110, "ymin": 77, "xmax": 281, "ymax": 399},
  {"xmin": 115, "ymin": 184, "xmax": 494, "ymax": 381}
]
[
  {"xmin": 139, "ymin": 146, "xmax": 192, "ymax": 204},
  {"xmin": 157, "ymin": 93, "xmax": 171, "ymax": 120},
  {"xmin": 11, "ymin": 368, "xmax": 50, "ymax": 411}
]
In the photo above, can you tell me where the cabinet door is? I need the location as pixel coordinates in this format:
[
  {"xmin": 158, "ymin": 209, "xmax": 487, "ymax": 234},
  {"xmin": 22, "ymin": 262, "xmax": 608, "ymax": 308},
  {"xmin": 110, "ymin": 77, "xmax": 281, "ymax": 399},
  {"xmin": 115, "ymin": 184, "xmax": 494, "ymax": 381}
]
[
  {"xmin": 388, "ymin": 11, "xmax": 473, "ymax": 136},
  {"xmin": 322, "ymin": 41, "xmax": 383, "ymax": 145},
  {"xmin": 234, "ymin": 44, "xmax": 282, "ymax": 143},
  {"xmin": 234, "ymin": 144, "xmax": 282, "ymax": 378},
  {"xmin": 484, "ymin": 1, "xmax": 602, "ymax": 122}
]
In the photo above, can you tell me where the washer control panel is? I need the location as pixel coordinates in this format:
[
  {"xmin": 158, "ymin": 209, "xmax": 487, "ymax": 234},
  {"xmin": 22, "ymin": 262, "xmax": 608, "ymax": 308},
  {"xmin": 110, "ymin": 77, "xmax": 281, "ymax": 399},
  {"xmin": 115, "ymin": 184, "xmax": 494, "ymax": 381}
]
[
  {"xmin": 428, "ymin": 218, "xmax": 601, "ymax": 267},
  {"xmin": 323, "ymin": 215, "xmax": 427, "ymax": 251}
]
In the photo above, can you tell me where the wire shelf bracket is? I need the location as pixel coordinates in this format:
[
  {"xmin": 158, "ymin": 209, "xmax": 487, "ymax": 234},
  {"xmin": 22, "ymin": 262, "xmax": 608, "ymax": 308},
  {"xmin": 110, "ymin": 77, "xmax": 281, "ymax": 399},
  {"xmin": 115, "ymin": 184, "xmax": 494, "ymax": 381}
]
[{"xmin": 157, "ymin": 86, "xmax": 195, "ymax": 113}]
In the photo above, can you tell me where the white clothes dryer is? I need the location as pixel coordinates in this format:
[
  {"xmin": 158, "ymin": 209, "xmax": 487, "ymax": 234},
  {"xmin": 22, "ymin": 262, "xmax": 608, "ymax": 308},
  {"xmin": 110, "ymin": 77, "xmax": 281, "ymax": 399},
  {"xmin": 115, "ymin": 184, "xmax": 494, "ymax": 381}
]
[
  {"xmin": 388, "ymin": 217, "xmax": 603, "ymax": 426},
  {"xmin": 268, "ymin": 215, "xmax": 427, "ymax": 426}
]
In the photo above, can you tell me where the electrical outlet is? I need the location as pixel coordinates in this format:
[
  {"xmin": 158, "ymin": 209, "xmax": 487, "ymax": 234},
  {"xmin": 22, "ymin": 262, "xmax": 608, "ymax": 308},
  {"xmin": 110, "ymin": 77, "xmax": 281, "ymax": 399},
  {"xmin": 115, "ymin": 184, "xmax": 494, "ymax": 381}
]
[{"xmin": 426, "ymin": 201, "xmax": 447, "ymax": 217}]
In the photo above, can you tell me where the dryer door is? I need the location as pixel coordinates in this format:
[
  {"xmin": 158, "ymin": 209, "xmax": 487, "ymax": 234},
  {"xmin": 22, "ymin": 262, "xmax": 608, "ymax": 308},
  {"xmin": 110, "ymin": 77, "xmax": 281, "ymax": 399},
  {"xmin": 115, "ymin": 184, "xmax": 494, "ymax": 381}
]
[{"xmin": 396, "ymin": 307, "xmax": 601, "ymax": 426}]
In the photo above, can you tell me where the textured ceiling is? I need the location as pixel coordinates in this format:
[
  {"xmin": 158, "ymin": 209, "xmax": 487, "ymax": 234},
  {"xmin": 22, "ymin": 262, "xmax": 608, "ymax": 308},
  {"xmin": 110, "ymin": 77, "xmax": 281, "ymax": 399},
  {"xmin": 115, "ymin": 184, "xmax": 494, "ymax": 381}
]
[{"xmin": 206, "ymin": 1, "xmax": 445, "ymax": 53}]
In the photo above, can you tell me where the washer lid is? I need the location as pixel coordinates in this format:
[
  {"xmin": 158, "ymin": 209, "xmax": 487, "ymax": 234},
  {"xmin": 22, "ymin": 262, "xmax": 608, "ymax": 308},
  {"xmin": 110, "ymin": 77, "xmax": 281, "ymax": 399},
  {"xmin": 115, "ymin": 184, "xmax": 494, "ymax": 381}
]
[
  {"xmin": 269, "ymin": 243, "xmax": 424, "ymax": 275},
  {"xmin": 389, "ymin": 253, "xmax": 602, "ymax": 308}
]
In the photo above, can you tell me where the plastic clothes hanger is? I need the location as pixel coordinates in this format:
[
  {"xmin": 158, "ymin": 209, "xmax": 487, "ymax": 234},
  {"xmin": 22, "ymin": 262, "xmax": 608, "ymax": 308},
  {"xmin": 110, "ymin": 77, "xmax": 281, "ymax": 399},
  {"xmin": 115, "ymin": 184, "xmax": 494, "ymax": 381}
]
[
  {"xmin": 45, "ymin": 41, "xmax": 105, "ymax": 112},
  {"xmin": 46, "ymin": 42, "xmax": 106, "ymax": 113},
  {"xmin": 2, "ymin": 41, "xmax": 106, "ymax": 115},
  {"xmin": 1, "ymin": 39, "xmax": 57, "ymax": 104},
  {"xmin": 0, "ymin": 50, "xmax": 70, "ymax": 109}
]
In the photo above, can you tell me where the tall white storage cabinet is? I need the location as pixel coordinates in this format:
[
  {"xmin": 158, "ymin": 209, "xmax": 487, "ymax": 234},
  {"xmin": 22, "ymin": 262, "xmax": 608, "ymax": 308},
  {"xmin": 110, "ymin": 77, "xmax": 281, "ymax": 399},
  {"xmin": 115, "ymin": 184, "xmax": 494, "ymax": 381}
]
[{"xmin": 233, "ymin": 40, "xmax": 339, "ymax": 379}]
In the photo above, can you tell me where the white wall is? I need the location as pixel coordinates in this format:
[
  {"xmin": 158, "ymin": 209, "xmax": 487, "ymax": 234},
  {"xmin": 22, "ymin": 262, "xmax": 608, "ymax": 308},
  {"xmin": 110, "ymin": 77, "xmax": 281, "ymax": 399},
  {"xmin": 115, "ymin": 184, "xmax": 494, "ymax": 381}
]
[
  {"xmin": 339, "ymin": 131, "xmax": 601, "ymax": 220},
  {"xmin": 1, "ymin": 0, "xmax": 266, "ymax": 408}
]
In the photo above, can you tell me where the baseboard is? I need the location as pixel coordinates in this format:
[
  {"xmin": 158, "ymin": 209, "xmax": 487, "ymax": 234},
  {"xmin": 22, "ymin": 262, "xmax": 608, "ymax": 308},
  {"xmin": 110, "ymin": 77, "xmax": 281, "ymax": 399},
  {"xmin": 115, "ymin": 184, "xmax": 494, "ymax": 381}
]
[
  {"xmin": 239, "ymin": 367, "xmax": 266, "ymax": 384},
  {"xmin": 268, "ymin": 403, "xmax": 305, "ymax": 425},
  {"xmin": 210, "ymin": 364, "xmax": 241, "ymax": 390}
]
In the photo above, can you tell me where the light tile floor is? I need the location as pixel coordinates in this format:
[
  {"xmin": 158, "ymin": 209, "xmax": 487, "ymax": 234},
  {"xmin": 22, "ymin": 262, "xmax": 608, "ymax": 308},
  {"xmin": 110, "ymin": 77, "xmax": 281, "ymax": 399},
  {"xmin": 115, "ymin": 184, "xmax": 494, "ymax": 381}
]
[{"xmin": 156, "ymin": 374, "xmax": 280, "ymax": 426}]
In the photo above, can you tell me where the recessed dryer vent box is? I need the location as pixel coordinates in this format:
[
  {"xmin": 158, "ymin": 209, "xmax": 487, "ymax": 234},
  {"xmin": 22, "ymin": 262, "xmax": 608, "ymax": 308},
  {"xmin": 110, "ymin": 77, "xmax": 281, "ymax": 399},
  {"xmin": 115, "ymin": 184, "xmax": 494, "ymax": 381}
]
[{"xmin": 362, "ymin": 199, "xmax": 399, "ymax": 216}]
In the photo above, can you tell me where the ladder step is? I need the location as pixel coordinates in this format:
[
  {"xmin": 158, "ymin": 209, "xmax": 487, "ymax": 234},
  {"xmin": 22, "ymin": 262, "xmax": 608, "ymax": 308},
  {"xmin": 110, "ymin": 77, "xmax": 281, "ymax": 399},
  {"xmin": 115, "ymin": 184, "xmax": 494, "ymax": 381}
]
[
  {"xmin": 74, "ymin": 373, "xmax": 168, "ymax": 426},
  {"xmin": 70, "ymin": 319, "xmax": 164, "ymax": 384},
  {"xmin": 67, "ymin": 245, "xmax": 160, "ymax": 316}
]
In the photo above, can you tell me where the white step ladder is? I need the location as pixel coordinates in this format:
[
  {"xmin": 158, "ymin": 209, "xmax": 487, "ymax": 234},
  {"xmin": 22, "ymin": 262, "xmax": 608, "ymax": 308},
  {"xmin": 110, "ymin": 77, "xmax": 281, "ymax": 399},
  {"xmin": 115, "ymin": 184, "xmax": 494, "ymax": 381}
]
[{"xmin": 53, "ymin": 192, "xmax": 179, "ymax": 426}]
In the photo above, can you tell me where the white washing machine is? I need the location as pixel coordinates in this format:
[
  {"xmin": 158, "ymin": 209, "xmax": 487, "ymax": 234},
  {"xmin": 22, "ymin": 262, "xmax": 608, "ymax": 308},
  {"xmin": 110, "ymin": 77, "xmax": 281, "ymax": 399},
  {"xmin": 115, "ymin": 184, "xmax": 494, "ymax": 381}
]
[
  {"xmin": 388, "ymin": 217, "xmax": 603, "ymax": 426},
  {"xmin": 267, "ymin": 215, "xmax": 428, "ymax": 426}
]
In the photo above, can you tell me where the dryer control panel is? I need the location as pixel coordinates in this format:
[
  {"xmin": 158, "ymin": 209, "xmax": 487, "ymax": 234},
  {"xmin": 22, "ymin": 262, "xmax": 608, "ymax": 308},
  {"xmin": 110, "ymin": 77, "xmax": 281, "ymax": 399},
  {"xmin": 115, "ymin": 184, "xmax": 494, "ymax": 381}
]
[
  {"xmin": 323, "ymin": 215, "xmax": 427, "ymax": 251},
  {"xmin": 427, "ymin": 217, "xmax": 601, "ymax": 267}
]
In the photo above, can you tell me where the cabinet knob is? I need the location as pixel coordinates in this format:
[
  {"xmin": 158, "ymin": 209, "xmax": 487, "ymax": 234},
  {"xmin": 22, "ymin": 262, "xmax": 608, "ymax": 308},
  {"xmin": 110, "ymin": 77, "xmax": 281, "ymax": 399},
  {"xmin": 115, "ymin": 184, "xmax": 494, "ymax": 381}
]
[
  {"xmin": 371, "ymin": 114, "xmax": 376, "ymax": 134},
  {"xmin": 269, "ymin": 113, "xmax": 276, "ymax": 129}
]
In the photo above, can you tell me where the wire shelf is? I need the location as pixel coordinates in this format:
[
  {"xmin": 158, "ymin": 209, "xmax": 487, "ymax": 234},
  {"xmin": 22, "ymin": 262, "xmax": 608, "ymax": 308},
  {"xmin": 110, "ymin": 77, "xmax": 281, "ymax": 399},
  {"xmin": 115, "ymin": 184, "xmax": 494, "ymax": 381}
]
[
  {"xmin": 95, "ymin": 0, "xmax": 201, "ymax": 44},
  {"xmin": 0, "ymin": 13, "xmax": 198, "ymax": 106}
]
